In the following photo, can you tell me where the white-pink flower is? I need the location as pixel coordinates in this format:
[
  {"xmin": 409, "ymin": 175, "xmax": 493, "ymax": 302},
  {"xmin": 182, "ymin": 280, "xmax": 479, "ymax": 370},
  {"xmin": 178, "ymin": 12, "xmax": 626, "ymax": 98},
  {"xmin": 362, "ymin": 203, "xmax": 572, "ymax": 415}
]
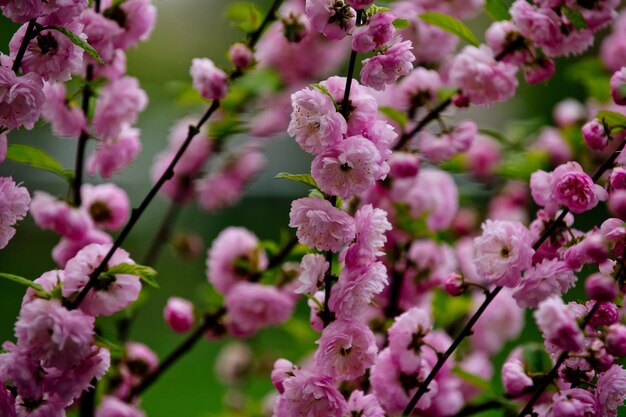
[
  {"xmin": 0, "ymin": 177, "xmax": 30, "ymax": 249},
  {"xmin": 190, "ymin": 58, "xmax": 228, "ymax": 100}
]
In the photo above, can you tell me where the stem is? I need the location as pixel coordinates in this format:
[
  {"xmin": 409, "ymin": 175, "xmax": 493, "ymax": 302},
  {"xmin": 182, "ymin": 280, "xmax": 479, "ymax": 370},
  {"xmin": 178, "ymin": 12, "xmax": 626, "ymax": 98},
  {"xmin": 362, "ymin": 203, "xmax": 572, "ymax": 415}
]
[
  {"xmin": 341, "ymin": 9, "xmax": 363, "ymax": 119},
  {"xmin": 384, "ymin": 264, "xmax": 404, "ymax": 319},
  {"xmin": 247, "ymin": 0, "xmax": 283, "ymax": 48},
  {"xmin": 73, "ymin": 64, "xmax": 94, "ymax": 206},
  {"xmin": 127, "ymin": 308, "xmax": 226, "ymax": 400},
  {"xmin": 402, "ymin": 140, "xmax": 625, "ymax": 416},
  {"xmin": 516, "ymin": 302, "xmax": 600, "ymax": 417},
  {"xmin": 321, "ymin": 250, "xmax": 335, "ymax": 328},
  {"xmin": 142, "ymin": 200, "xmax": 182, "ymax": 266},
  {"xmin": 393, "ymin": 97, "xmax": 453, "ymax": 151},
  {"xmin": 67, "ymin": 100, "xmax": 221, "ymax": 311},
  {"xmin": 79, "ymin": 379, "xmax": 97, "ymax": 417},
  {"xmin": 11, "ymin": 19, "xmax": 37, "ymax": 73}
]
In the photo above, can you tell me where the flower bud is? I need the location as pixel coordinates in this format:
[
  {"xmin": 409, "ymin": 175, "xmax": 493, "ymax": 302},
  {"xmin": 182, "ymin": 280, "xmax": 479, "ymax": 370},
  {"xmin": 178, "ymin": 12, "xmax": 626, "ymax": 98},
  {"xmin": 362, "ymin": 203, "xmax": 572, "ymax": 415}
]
[
  {"xmin": 229, "ymin": 42, "xmax": 254, "ymax": 69},
  {"xmin": 606, "ymin": 324, "xmax": 626, "ymax": 357},
  {"xmin": 582, "ymin": 119, "xmax": 608, "ymax": 151},
  {"xmin": 163, "ymin": 297, "xmax": 195, "ymax": 333},
  {"xmin": 585, "ymin": 273, "xmax": 617, "ymax": 302},
  {"xmin": 444, "ymin": 273, "xmax": 465, "ymax": 296},
  {"xmin": 610, "ymin": 67, "xmax": 626, "ymax": 105},
  {"xmin": 609, "ymin": 189, "xmax": 626, "ymax": 220}
]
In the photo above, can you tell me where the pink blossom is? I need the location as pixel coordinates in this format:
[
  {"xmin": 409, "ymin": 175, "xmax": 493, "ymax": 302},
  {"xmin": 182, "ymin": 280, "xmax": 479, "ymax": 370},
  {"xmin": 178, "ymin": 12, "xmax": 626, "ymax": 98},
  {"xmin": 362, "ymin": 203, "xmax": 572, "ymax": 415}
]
[
  {"xmin": 532, "ymin": 127, "xmax": 572, "ymax": 165},
  {"xmin": 389, "ymin": 152, "xmax": 420, "ymax": 179},
  {"xmin": 0, "ymin": 0, "xmax": 42, "ymax": 23},
  {"xmin": 124, "ymin": 342, "xmax": 158, "ymax": 383},
  {"xmin": 96, "ymin": 396, "xmax": 145, "ymax": 417},
  {"xmin": 225, "ymin": 282, "xmax": 295, "ymax": 336},
  {"xmin": 501, "ymin": 358, "xmax": 532, "ymax": 395},
  {"xmin": 524, "ymin": 57, "xmax": 555, "ymax": 84},
  {"xmin": 466, "ymin": 135, "xmax": 502, "ymax": 180},
  {"xmin": 42, "ymin": 82, "xmax": 86, "ymax": 138},
  {"xmin": 554, "ymin": 99, "xmax": 586, "ymax": 127},
  {"xmin": 87, "ymin": 125, "xmax": 142, "ymax": 179},
  {"xmin": 228, "ymin": 42, "xmax": 253, "ymax": 69},
  {"xmin": 485, "ymin": 21, "xmax": 529, "ymax": 66},
  {"xmin": 314, "ymin": 319, "xmax": 377, "ymax": 380},
  {"xmin": 92, "ymin": 76, "xmax": 147, "ymax": 139},
  {"xmin": 305, "ymin": 0, "xmax": 356, "ymax": 40},
  {"xmin": 40, "ymin": 0, "xmax": 88, "ymax": 26},
  {"xmin": 52, "ymin": 228, "xmax": 112, "ymax": 267},
  {"xmin": 387, "ymin": 307, "xmax": 432, "ymax": 373},
  {"xmin": 15, "ymin": 298, "xmax": 94, "ymax": 370},
  {"xmin": 308, "ymin": 291, "xmax": 325, "ymax": 332},
  {"xmin": 588, "ymin": 301, "xmax": 619, "ymax": 327},
  {"xmin": 340, "ymin": 204, "xmax": 391, "ymax": 266},
  {"xmin": 395, "ymin": 168, "xmax": 459, "ymax": 231},
  {"xmin": 513, "ymin": 259, "xmax": 577, "ymax": 308},
  {"xmin": 346, "ymin": 0, "xmax": 374, "ymax": 9},
  {"xmin": 551, "ymin": 161, "xmax": 608, "ymax": 213},
  {"xmin": 582, "ymin": 119, "xmax": 609, "ymax": 150},
  {"xmin": 394, "ymin": 67, "xmax": 442, "ymax": 110},
  {"xmin": 473, "ymin": 219, "xmax": 534, "ymax": 287},
  {"xmin": 190, "ymin": 58, "xmax": 228, "ymax": 100},
  {"xmin": 328, "ymin": 262, "xmax": 388, "ymax": 321},
  {"xmin": 272, "ymin": 358, "xmax": 297, "ymax": 394},
  {"xmin": 320, "ymin": 76, "xmax": 378, "ymax": 136},
  {"xmin": 597, "ymin": 364, "xmax": 626, "ymax": 417},
  {"xmin": 606, "ymin": 324, "xmax": 626, "ymax": 357},
  {"xmin": 0, "ymin": 342, "xmax": 43, "ymax": 400},
  {"xmin": 163, "ymin": 297, "xmax": 195, "ymax": 333},
  {"xmin": 14, "ymin": 394, "xmax": 66, "ymax": 417},
  {"xmin": 611, "ymin": 67, "xmax": 626, "ymax": 105},
  {"xmin": 448, "ymin": 45, "xmax": 518, "ymax": 106},
  {"xmin": 287, "ymin": 87, "xmax": 347, "ymax": 154},
  {"xmin": 609, "ymin": 189, "xmax": 626, "ymax": 220},
  {"xmin": 30, "ymin": 191, "xmax": 92, "ymax": 239},
  {"xmin": 278, "ymin": 369, "xmax": 347, "ymax": 417},
  {"xmin": 9, "ymin": 23, "xmax": 84, "ymax": 82},
  {"xmin": 535, "ymin": 296, "xmax": 584, "ymax": 352},
  {"xmin": 419, "ymin": 120, "xmax": 476, "ymax": 163},
  {"xmin": 0, "ymin": 384, "xmax": 15, "ymax": 417},
  {"xmin": 289, "ymin": 197, "xmax": 355, "ymax": 252},
  {"xmin": 81, "ymin": 183, "xmax": 130, "ymax": 231},
  {"xmin": 0, "ymin": 66, "xmax": 44, "ymax": 130},
  {"xmin": 585, "ymin": 273, "xmax": 617, "ymax": 302},
  {"xmin": 611, "ymin": 167, "xmax": 626, "ymax": 190},
  {"xmin": 214, "ymin": 342, "xmax": 252, "ymax": 385},
  {"xmin": 444, "ymin": 272, "xmax": 464, "ymax": 296},
  {"xmin": 471, "ymin": 288, "xmax": 524, "ymax": 354},
  {"xmin": 295, "ymin": 253, "xmax": 328, "ymax": 295},
  {"xmin": 510, "ymin": 1, "xmax": 562, "ymax": 51},
  {"xmin": 0, "ymin": 132, "xmax": 6, "ymax": 163},
  {"xmin": 0, "ymin": 177, "xmax": 30, "ymax": 250},
  {"xmin": 312, "ymin": 135, "xmax": 386, "ymax": 198},
  {"xmin": 206, "ymin": 227, "xmax": 267, "ymax": 294},
  {"xmin": 360, "ymin": 40, "xmax": 415, "ymax": 91},
  {"xmin": 351, "ymin": 12, "xmax": 395, "ymax": 53},
  {"xmin": 104, "ymin": 0, "xmax": 157, "ymax": 50},
  {"xmin": 92, "ymin": 48, "xmax": 127, "ymax": 80},
  {"xmin": 63, "ymin": 243, "xmax": 141, "ymax": 316},
  {"xmin": 346, "ymin": 390, "xmax": 385, "ymax": 417},
  {"xmin": 80, "ymin": 9, "xmax": 124, "ymax": 65},
  {"xmin": 551, "ymin": 389, "xmax": 601, "ymax": 417}
]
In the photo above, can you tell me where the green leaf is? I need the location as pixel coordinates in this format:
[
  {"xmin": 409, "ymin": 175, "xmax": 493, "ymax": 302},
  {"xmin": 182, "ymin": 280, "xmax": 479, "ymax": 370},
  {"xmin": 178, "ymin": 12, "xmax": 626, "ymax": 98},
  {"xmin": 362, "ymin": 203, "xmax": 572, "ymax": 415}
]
[
  {"xmin": 379, "ymin": 106, "xmax": 408, "ymax": 128},
  {"xmin": 485, "ymin": 0, "xmax": 511, "ymax": 21},
  {"xmin": 95, "ymin": 334, "xmax": 123, "ymax": 355},
  {"xmin": 0, "ymin": 272, "xmax": 49, "ymax": 297},
  {"xmin": 597, "ymin": 110, "xmax": 626, "ymax": 133},
  {"xmin": 226, "ymin": 2, "xmax": 262, "ymax": 34},
  {"xmin": 432, "ymin": 289, "xmax": 472, "ymax": 329},
  {"xmin": 6, "ymin": 144, "xmax": 73, "ymax": 181},
  {"xmin": 275, "ymin": 172, "xmax": 319, "ymax": 190},
  {"xmin": 497, "ymin": 150, "xmax": 549, "ymax": 181},
  {"xmin": 366, "ymin": 4, "xmax": 391, "ymax": 16},
  {"xmin": 523, "ymin": 344, "xmax": 553, "ymax": 373},
  {"xmin": 311, "ymin": 83, "xmax": 338, "ymax": 109},
  {"xmin": 392, "ymin": 18, "xmax": 411, "ymax": 29},
  {"xmin": 419, "ymin": 12, "xmax": 480, "ymax": 47},
  {"xmin": 47, "ymin": 26, "xmax": 103, "ymax": 64},
  {"xmin": 452, "ymin": 367, "xmax": 495, "ymax": 394},
  {"xmin": 566, "ymin": 58, "xmax": 611, "ymax": 102},
  {"xmin": 561, "ymin": 5, "xmax": 587, "ymax": 30},
  {"xmin": 106, "ymin": 263, "xmax": 159, "ymax": 289}
]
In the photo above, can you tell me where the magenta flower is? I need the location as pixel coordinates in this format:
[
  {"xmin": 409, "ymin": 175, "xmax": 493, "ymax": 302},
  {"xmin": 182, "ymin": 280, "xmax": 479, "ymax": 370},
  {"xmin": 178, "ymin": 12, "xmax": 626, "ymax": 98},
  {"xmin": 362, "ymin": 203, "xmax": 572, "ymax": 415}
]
[
  {"xmin": 278, "ymin": 369, "xmax": 348, "ymax": 417},
  {"xmin": 107, "ymin": 0, "xmax": 157, "ymax": 50},
  {"xmin": 351, "ymin": 12, "xmax": 395, "ymax": 53},
  {"xmin": 163, "ymin": 297, "xmax": 195, "ymax": 333},
  {"xmin": 513, "ymin": 259, "xmax": 577, "ymax": 308},
  {"xmin": 551, "ymin": 389, "xmax": 601, "ymax": 417},
  {"xmin": 535, "ymin": 296, "xmax": 584, "ymax": 352},
  {"xmin": 597, "ymin": 365, "xmax": 626, "ymax": 417},
  {"xmin": 340, "ymin": 204, "xmax": 391, "ymax": 267},
  {"xmin": 610, "ymin": 67, "xmax": 626, "ymax": 105},
  {"xmin": 0, "ymin": 66, "xmax": 44, "ymax": 130},
  {"xmin": 501, "ymin": 358, "xmax": 533, "ymax": 395},
  {"xmin": 551, "ymin": 161, "xmax": 608, "ymax": 214},
  {"xmin": 92, "ymin": 76, "xmax": 148, "ymax": 139},
  {"xmin": 190, "ymin": 57, "xmax": 228, "ymax": 100},
  {"xmin": 360, "ymin": 40, "xmax": 415, "ymax": 91},
  {"xmin": 346, "ymin": 390, "xmax": 385, "ymax": 417},
  {"xmin": 305, "ymin": 0, "xmax": 355, "ymax": 40}
]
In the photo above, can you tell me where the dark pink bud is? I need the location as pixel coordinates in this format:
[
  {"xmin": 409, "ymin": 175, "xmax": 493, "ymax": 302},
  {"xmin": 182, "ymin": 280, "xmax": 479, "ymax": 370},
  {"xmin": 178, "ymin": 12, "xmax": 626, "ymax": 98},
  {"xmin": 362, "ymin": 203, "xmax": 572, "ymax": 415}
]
[
  {"xmin": 163, "ymin": 297, "xmax": 195, "ymax": 333},
  {"xmin": 609, "ymin": 190, "xmax": 626, "ymax": 220},
  {"xmin": 589, "ymin": 302, "xmax": 620, "ymax": 327},
  {"xmin": 585, "ymin": 273, "xmax": 618, "ymax": 302},
  {"xmin": 606, "ymin": 324, "xmax": 626, "ymax": 357},
  {"xmin": 582, "ymin": 119, "xmax": 608, "ymax": 151},
  {"xmin": 444, "ymin": 273, "xmax": 465, "ymax": 296},
  {"xmin": 453, "ymin": 93, "xmax": 470, "ymax": 108},
  {"xmin": 229, "ymin": 42, "xmax": 254, "ymax": 69}
]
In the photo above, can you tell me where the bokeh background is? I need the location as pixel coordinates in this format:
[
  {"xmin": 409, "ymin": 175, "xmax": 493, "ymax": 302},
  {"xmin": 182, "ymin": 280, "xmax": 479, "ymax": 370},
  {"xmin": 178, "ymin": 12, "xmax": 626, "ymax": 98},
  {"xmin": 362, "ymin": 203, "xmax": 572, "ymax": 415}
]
[{"xmin": 0, "ymin": 0, "xmax": 619, "ymax": 416}]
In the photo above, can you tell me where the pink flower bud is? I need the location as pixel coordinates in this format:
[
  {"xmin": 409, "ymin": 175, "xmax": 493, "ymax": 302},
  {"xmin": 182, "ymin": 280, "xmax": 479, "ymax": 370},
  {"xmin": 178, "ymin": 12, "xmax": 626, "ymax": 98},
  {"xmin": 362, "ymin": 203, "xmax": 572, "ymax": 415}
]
[
  {"xmin": 228, "ymin": 42, "xmax": 253, "ymax": 69},
  {"xmin": 609, "ymin": 189, "xmax": 626, "ymax": 220},
  {"xmin": 582, "ymin": 119, "xmax": 609, "ymax": 151},
  {"xmin": 444, "ymin": 273, "xmax": 465, "ymax": 296},
  {"xmin": 163, "ymin": 297, "xmax": 195, "ymax": 333},
  {"xmin": 589, "ymin": 302, "xmax": 620, "ymax": 327},
  {"xmin": 585, "ymin": 273, "xmax": 618, "ymax": 302},
  {"xmin": 389, "ymin": 152, "xmax": 420, "ymax": 179},
  {"xmin": 610, "ymin": 167, "xmax": 626, "ymax": 190},
  {"xmin": 190, "ymin": 58, "xmax": 227, "ymax": 100},
  {"xmin": 610, "ymin": 67, "xmax": 626, "ymax": 105},
  {"xmin": 502, "ymin": 358, "xmax": 533, "ymax": 395},
  {"xmin": 606, "ymin": 324, "xmax": 626, "ymax": 357},
  {"xmin": 523, "ymin": 57, "xmax": 555, "ymax": 84},
  {"xmin": 453, "ymin": 93, "xmax": 470, "ymax": 108}
]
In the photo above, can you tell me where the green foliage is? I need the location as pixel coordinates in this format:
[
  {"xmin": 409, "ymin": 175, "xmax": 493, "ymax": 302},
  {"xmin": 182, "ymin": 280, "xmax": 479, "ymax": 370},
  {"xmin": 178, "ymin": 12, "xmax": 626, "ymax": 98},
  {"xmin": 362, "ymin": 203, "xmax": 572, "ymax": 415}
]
[
  {"xmin": 226, "ymin": 2, "xmax": 262, "ymax": 34},
  {"xmin": 433, "ymin": 289, "xmax": 473, "ymax": 330},
  {"xmin": 567, "ymin": 58, "xmax": 611, "ymax": 102},
  {"xmin": 0, "ymin": 272, "xmax": 50, "ymax": 298},
  {"xmin": 452, "ymin": 367, "xmax": 495, "ymax": 394},
  {"xmin": 497, "ymin": 150, "xmax": 550, "ymax": 181},
  {"xmin": 275, "ymin": 173, "xmax": 320, "ymax": 190},
  {"xmin": 561, "ymin": 5, "xmax": 587, "ymax": 30},
  {"xmin": 419, "ymin": 12, "xmax": 480, "ymax": 46},
  {"xmin": 6, "ymin": 144, "xmax": 74, "ymax": 182},
  {"xmin": 392, "ymin": 18, "xmax": 411, "ymax": 29},
  {"xmin": 484, "ymin": 0, "xmax": 512, "ymax": 21},
  {"xmin": 522, "ymin": 344, "xmax": 553, "ymax": 373},
  {"xmin": 105, "ymin": 263, "xmax": 159, "ymax": 289},
  {"xmin": 379, "ymin": 106, "xmax": 408, "ymax": 128},
  {"xmin": 597, "ymin": 110, "xmax": 626, "ymax": 134},
  {"xmin": 47, "ymin": 26, "xmax": 103, "ymax": 64}
]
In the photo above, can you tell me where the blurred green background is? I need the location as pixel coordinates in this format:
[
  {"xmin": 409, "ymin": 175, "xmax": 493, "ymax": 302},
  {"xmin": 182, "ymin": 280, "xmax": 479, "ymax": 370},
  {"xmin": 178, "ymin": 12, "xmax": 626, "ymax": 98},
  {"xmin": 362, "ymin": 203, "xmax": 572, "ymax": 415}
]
[{"xmin": 0, "ymin": 1, "xmax": 622, "ymax": 416}]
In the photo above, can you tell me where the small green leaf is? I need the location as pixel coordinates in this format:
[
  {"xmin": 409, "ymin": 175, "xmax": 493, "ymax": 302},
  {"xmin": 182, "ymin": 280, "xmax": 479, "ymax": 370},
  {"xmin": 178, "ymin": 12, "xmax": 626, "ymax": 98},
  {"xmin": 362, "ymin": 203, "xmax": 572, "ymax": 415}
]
[
  {"xmin": 485, "ymin": 0, "xmax": 511, "ymax": 21},
  {"xmin": 226, "ymin": 2, "xmax": 262, "ymax": 34},
  {"xmin": 366, "ymin": 4, "xmax": 391, "ymax": 16},
  {"xmin": 0, "ymin": 272, "xmax": 49, "ymax": 297},
  {"xmin": 497, "ymin": 150, "xmax": 549, "ymax": 181},
  {"xmin": 95, "ymin": 334, "xmax": 123, "ymax": 355},
  {"xmin": 47, "ymin": 26, "xmax": 103, "ymax": 64},
  {"xmin": 106, "ymin": 263, "xmax": 159, "ymax": 289},
  {"xmin": 6, "ymin": 144, "xmax": 73, "ymax": 182},
  {"xmin": 452, "ymin": 367, "xmax": 495, "ymax": 394},
  {"xmin": 597, "ymin": 110, "xmax": 626, "ymax": 133},
  {"xmin": 561, "ymin": 5, "xmax": 587, "ymax": 30},
  {"xmin": 419, "ymin": 12, "xmax": 480, "ymax": 46},
  {"xmin": 392, "ymin": 18, "xmax": 411, "ymax": 29},
  {"xmin": 523, "ymin": 344, "xmax": 553, "ymax": 373},
  {"xmin": 566, "ymin": 58, "xmax": 611, "ymax": 102},
  {"xmin": 379, "ymin": 106, "xmax": 408, "ymax": 128},
  {"xmin": 275, "ymin": 172, "xmax": 319, "ymax": 190},
  {"xmin": 311, "ymin": 83, "xmax": 338, "ymax": 108}
]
